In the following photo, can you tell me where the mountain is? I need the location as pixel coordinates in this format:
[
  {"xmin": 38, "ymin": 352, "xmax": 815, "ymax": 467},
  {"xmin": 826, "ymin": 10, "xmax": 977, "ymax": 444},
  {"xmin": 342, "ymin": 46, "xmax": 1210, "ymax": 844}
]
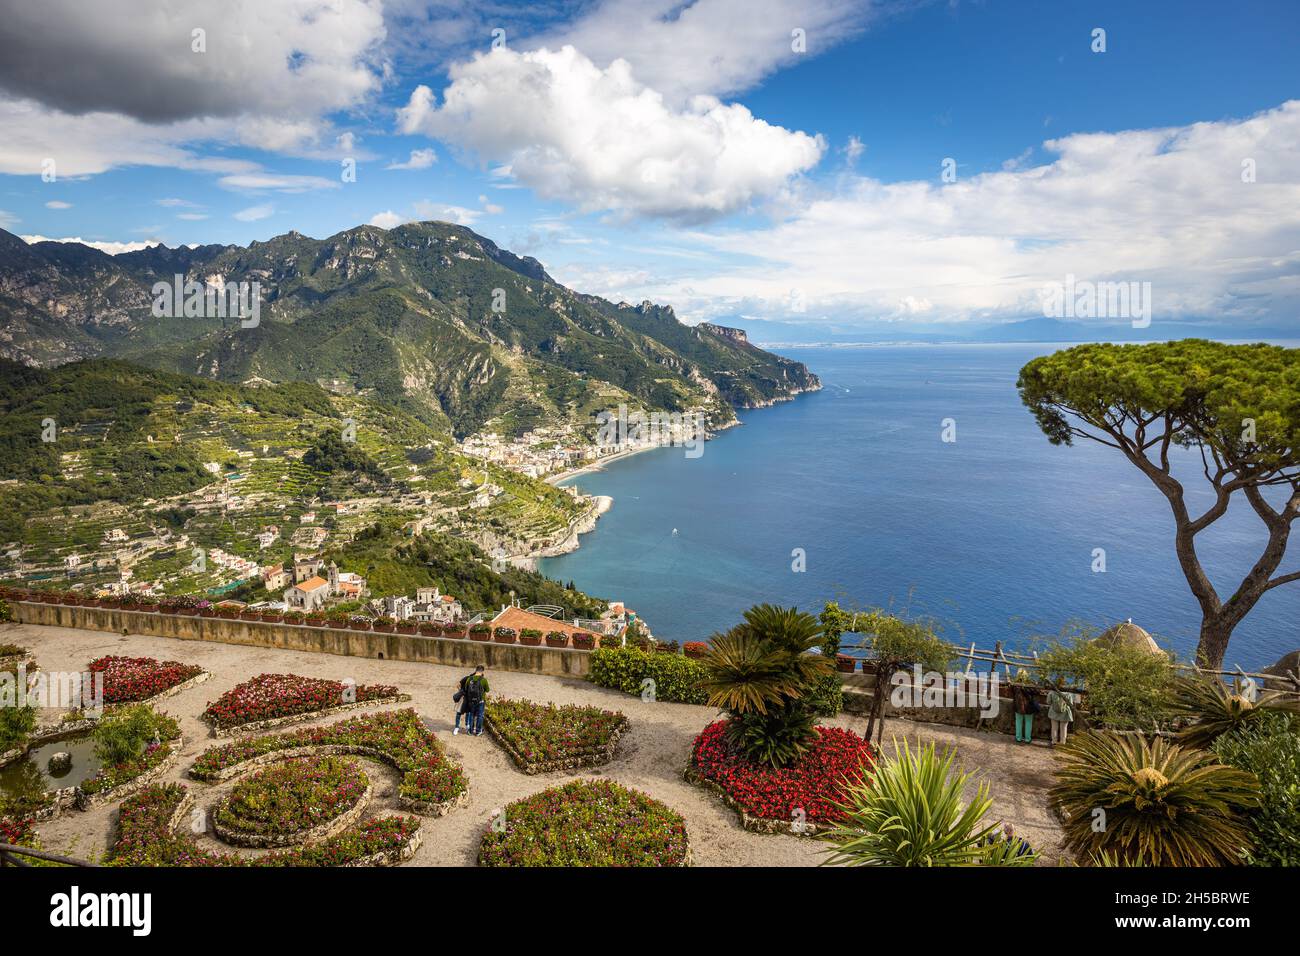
[{"xmin": 0, "ymin": 222, "xmax": 819, "ymax": 437}]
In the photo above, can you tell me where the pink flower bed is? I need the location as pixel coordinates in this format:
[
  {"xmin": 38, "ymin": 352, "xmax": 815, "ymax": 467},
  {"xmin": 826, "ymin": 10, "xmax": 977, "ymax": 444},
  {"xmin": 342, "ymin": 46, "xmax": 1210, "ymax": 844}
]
[
  {"xmin": 88, "ymin": 655, "xmax": 205, "ymax": 704},
  {"xmin": 201, "ymin": 673, "xmax": 402, "ymax": 730}
]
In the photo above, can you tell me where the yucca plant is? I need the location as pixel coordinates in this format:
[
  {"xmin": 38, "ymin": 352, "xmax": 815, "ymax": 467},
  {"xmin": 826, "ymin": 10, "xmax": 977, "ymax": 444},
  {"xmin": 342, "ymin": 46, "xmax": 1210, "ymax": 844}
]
[
  {"xmin": 1050, "ymin": 731, "xmax": 1260, "ymax": 867},
  {"xmin": 821, "ymin": 738, "xmax": 1037, "ymax": 867},
  {"xmin": 1170, "ymin": 674, "xmax": 1300, "ymax": 748},
  {"xmin": 699, "ymin": 604, "xmax": 831, "ymax": 767}
]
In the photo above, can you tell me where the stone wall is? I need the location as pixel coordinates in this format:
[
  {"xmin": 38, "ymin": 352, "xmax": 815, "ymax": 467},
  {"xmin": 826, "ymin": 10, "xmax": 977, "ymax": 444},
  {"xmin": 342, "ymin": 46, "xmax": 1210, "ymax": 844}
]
[{"xmin": 12, "ymin": 600, "xmax": 593, "ymax": 679}]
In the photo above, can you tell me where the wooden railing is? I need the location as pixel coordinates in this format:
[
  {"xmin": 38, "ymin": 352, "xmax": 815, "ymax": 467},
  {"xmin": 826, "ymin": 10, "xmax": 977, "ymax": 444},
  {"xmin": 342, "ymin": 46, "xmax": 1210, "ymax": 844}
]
[{"xmin": 0, "ymin": 843, "xmax": 97, "ymax": 867}]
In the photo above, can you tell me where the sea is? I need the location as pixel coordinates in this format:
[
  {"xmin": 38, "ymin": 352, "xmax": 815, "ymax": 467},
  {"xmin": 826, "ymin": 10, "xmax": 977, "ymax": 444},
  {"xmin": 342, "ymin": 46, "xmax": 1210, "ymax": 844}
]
[{"xmin": 540, "ymin": 344, "xmax": 1299, "ymax": 670}]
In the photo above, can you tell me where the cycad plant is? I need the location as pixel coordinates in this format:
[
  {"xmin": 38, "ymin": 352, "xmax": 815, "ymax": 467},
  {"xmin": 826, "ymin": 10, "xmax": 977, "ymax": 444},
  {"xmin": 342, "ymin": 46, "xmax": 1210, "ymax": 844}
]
[
  {"xmin": 1170, "ymin": 674, "xmax": 1300, "ymax": 748},
  {"xmin": 699, "ymin": 604, "xmax": 831, "ymax": 767},
  {"xmin": 821, "ymin": 738, "xmax": 1037, "ymax": 866},
  {"xmin": 1050, "ymin": 731, "xmax": 1260, "ymax": 867}
]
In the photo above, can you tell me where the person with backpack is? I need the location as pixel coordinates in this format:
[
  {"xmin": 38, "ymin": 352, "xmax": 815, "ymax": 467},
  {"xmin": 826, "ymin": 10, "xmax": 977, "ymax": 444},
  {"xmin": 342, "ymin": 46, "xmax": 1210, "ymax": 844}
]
[
  {"xmin": 1045, "ymin": 680, "xmax": 1079, "ymax": 746},
  {"xmin": 455, "ymin": 665, "xmax": 489, "ymax": 736},
  {"xmin": 452, "ymin": 671, "xmax": 474, "ymax": 735},
  {"xmin": 1011, "ymin": 672, "xmax": 1040, "ymax": 744}
]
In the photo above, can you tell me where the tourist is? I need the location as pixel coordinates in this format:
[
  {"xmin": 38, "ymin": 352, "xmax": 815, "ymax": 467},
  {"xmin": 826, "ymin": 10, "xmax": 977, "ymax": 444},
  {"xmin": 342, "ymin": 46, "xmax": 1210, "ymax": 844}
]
[
  {"xmin": 452, "ymin": 672, "xmax": 473, "ymax": 736},
  {"xmin": 464, "ymin": 664, "xmax": 489, "ymax": 736},
  {"xmin": 1045, "ymin": 681, "xmax": 1078, "ymax": 746},
  {"xmin": 1011, "ymin": 674, "xmax": 1039, "ymax": 744}
]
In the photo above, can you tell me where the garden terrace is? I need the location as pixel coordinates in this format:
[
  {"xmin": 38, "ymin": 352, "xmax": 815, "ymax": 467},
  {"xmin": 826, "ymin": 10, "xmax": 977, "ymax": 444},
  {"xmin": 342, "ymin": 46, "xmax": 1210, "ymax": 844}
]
[
  {"xmin": 687, "ymin": 720, "xmax": 875, "ymax": 835},
  {"xmin": 110, "ymin": 783, "xmax": 421, "ymax": 867},
  {"xmin": 484, "ymin": 697, "xmax": 630, "ymax": 774},
  {"xmin": 478, "ymin": 779, "xmax": 690, "ymax": 867},
  {"xmin": 190, "ymin": 708, "xmax": 467, "ymax": 812},
  {"xmin": 200, "ymin": 673, "xmax": 408, "ymax": 733}
]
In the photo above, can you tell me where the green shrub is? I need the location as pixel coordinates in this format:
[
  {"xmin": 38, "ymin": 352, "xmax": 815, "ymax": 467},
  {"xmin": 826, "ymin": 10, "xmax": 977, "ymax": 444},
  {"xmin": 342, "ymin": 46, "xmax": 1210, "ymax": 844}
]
[
  {"xmin": 804, "ymin": 671, "xmax": 843, "ymax": 718},
  {"xmin": 1212, "ymin": 711, "xmax": 1300, "ymax": 866},
  {"xmin": 92, "ymin": 705, "xmax": 178, "ymax": 766},
  {"xmin": 0, "ymin": 704, "xmax": 36, "ymax": 752},
  {"xmin": 588, "ymin": 647, "xmax": 707, "ymax": 704},
  {"xmin": 0, "ymin": 598, "xmax": 12, "ymax": 622},
  {"xmin": 1036, "ymin": 630, "xmax": 1176, "ymax": 731}
]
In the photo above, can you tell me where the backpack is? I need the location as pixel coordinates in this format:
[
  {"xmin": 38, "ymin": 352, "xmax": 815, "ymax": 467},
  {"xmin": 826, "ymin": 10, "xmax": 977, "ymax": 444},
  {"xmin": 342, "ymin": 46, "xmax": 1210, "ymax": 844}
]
[{"xmin": 452, "ymin": 673, "xmax": 470, "ymax": 704}]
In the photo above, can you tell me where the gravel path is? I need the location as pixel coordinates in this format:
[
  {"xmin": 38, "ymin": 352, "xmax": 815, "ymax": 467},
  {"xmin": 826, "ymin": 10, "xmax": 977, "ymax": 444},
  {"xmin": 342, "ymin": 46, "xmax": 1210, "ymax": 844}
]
[{"xmin": 6, "ymin": 622, "xmax": 1066, "ymax": 866}]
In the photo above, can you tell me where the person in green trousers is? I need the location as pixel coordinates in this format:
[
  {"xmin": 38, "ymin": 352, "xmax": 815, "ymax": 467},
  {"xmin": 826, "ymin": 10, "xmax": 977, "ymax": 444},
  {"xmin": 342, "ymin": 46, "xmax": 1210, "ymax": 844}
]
[{"xmin": 1012, "ymin": 678, "xmax": 1039, "ymax": 743}]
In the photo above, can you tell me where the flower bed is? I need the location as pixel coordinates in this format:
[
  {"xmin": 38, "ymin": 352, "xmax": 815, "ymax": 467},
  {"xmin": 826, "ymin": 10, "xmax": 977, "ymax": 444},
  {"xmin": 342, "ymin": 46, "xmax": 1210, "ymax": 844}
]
[
  {"xmin": 686, "ymin": 720, "xmax": 874, "ymax": 834},
  {"xmin": 484, "ymin": 698, "xmax": 630, "ymax": 774},
  {"xmin": 88, "ymin": 655, "xmax": 207, "ymax": 704},
  {"xmin": 110, "ymin": 783, "xmax": 421, "ymax": 867},
  {"xmin": 190, "ymin": 708, "xmax": 467, "ymax": 812},
  {"xmin": 78, "ymin": 711, "xmax": 183, "ymax": 803},
  {"xmin": 478, "ymin": 779, "xmax": 689, "ymax": 867},
  {"xmin": 200, "ymin": 673, "xmax": 407, "ymax": 732},
  {"xmin": 213, "ymin": 756, "xmax": 370, "ymax": 847}
]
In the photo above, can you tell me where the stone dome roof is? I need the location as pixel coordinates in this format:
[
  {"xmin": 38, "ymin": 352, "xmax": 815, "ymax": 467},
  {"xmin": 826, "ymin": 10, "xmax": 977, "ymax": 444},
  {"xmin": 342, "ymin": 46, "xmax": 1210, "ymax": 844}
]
[{"xmin": 1093, "ymin": 619, "xmax": 1163, "ymax": 656}]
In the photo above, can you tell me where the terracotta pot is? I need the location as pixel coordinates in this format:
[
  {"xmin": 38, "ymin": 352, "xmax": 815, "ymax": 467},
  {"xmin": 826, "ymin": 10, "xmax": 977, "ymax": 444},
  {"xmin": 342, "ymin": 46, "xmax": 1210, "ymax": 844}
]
[
  {"xmin": 572, "ymin": 636, "xmax": 596, "ymax": 650},
  {"xmin": 545, "ymin": 635, "xmax": 569, "ymax": 648},
  {"xmin": 494, "ymin": 633, "xmax": 517, "ymax": 644},
  {"xmin": 835, "ymin": 656, "xmax": 857, "ymax": 673},
  {"xmin": 859, "ymin": 660, "xmax": 878, "ymax": 675},
  {"xmin": 374, "ymin": 623, "xmax": 396, "ymax": 633},
  {"xmin": 396, "ymin": 624, "xmax": 417, "ymax": 635},
  {"xmin": 443, "ymin": 629, "xmax": 466, "ymax": 640},
  {"xmin": 217, "ymin": 610, "xmax": 237, "ymax": 619},
  {"xmin": 520, "ymin": 635, "xmax": 541, "ymax": 646},
  {"xmin": 469, "ymin": 631, "xmax": 491, "ymax": 642},
  {"xmin": 417, "ymin": 625, "xmax": 440, "ymax": 637},
  {"xmin": 199, "ymin": 608, "xmax": 216, "ymax": 618},
  {"xmin": 307, "ymin": 618, "xmax": 328, "ymax": 628},
  {"xmin": 262, "ymin": 613, "xmax": 285, "ymax": 623},
  {"xmin": 348, "ymin": 621, "xmax": 371, "ymax": 631},
  {"xmin": 239, "ymin": 611, "xmax": 259, "ymax": 621}
]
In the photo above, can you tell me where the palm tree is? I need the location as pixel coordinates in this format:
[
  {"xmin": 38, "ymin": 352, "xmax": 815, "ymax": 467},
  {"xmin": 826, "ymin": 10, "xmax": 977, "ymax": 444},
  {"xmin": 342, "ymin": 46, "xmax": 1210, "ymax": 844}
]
[
  {"xmin": 1170, "ymin": 674, "xmax": 1300, "ymax": 748},
  {"xmin": 821, "ymin": 738, "xmax": 1037, "ymax": 866},
  {"xmin": 699, "ymin": 604, "xmax": 831, "ymax": 767},
  {"xmin": 1049, "ymin": 731, "xmax": 1260, "ymax": 866}
]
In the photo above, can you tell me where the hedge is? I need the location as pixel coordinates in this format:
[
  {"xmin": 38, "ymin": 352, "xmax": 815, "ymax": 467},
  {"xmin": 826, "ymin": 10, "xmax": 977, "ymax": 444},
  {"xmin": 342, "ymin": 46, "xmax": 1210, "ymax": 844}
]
[{"xmin": 588, "ymin": 647, "xmax": 708, "ymax": 705}]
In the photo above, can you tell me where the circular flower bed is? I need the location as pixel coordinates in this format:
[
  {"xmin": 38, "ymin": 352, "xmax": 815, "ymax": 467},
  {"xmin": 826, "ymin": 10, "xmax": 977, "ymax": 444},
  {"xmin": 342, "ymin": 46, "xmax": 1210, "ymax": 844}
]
[
  {"xmin": 201, "ymin": 673, "xmax": 405, "ymax": 731},
  {"xmin": 110, "ymin": 783, "xmax": 420, "ymax": 867},
  {"xmin": 191, "ymin": 708, "xmax": 467, "ymax": 811},
  {"xmin": 484, "ymin": 698, "xmax": 629, "ymax": 774},
  {"xmin": 88, "ymin": 655, "xmax": 206, "ymax": 704},
  {"xmin": 479, "ymin": 779, "xmax": 689, "ymax": 867},
  {"xmin": 688, "ymin": 720, "xmax": 873, "ymax": 831},
  {"xmin": 214, "ymin": 756, "xmax": 370, "ymax": 846}
]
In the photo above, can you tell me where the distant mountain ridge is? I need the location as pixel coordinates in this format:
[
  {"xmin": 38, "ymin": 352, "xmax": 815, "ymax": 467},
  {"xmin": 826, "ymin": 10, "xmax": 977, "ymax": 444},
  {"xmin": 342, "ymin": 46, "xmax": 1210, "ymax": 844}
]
[{"xmin": 0, "ymin": 222, "xmax": 819, "ymax": 436}]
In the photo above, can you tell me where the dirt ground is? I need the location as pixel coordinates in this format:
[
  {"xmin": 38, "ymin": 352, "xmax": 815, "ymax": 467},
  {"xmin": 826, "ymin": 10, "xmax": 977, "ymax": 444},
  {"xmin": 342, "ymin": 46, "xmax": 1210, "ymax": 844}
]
[{"xmin": 6, "ymin": 622, "xmax": 1067, "ymax": 866}]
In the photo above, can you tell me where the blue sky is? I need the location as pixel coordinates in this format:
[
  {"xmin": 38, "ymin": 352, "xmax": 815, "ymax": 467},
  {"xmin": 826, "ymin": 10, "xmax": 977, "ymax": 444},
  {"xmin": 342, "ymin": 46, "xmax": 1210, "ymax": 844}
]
[{"xmin": 1, "ymin": 0, "xmax": 1297, "ymax": 332}]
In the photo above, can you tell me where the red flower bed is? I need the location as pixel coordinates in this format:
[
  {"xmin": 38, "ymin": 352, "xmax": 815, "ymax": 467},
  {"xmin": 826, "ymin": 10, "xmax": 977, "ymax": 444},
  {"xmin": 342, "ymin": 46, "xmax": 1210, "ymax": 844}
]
[
  {"xmin": 88, "ymin": 655, "xmax": 205, "ymax": 704},
  {"xmin": 201, "ymin": 674, "xmax": 402, "ymax": 730},
  {"xmin": 690, "ymin": 720, "xmax": 873, "ymax": 824}
]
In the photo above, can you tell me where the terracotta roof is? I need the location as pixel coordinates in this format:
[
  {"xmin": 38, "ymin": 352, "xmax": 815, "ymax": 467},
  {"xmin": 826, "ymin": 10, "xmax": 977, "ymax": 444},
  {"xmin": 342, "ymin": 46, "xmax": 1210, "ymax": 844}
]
[
  {"xmin": 490, "ymin": 606, "xmax": 599, "ymax": 637},
  {"xmin": 295, "ymin": 576, "xmax": 329, "ymax": 592}
]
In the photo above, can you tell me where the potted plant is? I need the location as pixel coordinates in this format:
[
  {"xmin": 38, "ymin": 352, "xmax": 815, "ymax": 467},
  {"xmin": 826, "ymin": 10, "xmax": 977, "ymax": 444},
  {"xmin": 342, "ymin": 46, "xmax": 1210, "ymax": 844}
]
[
  {"xmin": 683, "ymin": 641, "xmax": 709, "ymax": 659},
  {"xmin": 396, "ymin": 620, "xmax": 418, "ymax": 635},
  {"xmin": 519, "ymin": 628, "xmax": 542, "ymax": 646},
  {"xmin": 305, "ymin": 611, "xmax": 327, "ymax": 628},
  {"xmin": 347, "ymin": 615, "xmax": 372, "ymax": 631},
  {"xmin": 61, "ymin": 592, "xmax": 82, "ymax": 606},
  {"xmin": 835, "ymin": 654, "xmax": 857, "ymax": 673},
  {"xmin": 443, "ymin": 624, "xmax": 466, "ymax": 640},
  {"xmin": 197, "ymin": 602, "xmax": 216, "ymax": 617},
  {"xmin": 261, "ymin": 609, "xmax": 285, "ymax": 623},
  {"xmin": 280, "ymin": 610, "xmax": 301, "ymax": 625},
  {"xmin": 493, "ymin": 626, "xmax": 517, "ymax": 645},
  {"xmin": 216, "ymin": 606, "xmax": 239, "ymax": 620},
  {"xmin": 599, "ymin": 634, "xmax": 622, "ymax": 649},
  {"xmin": 469, "ymin": 624, "xmax": 492, "ymax": 642},
  {"xmin": 572, "ymin": 632, "xmax": 596, "ymax": 650},
  {"xmin": 545, "ymin": 631, "xmax": 569, "ymax": 648},
  {"xmin": 239, "ymin": 608, "xmax": 260, "ymax": 621},
  {"xmin": 373, "ymin": 617, "xmax": 397, "ymax": 634}
]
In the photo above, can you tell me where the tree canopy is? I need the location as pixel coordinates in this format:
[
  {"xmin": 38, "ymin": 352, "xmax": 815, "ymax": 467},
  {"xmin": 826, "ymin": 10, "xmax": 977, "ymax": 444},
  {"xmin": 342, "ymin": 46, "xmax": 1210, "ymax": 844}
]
[{"xmin": 1018, "ymin": 340, "xmax": 1300, "ymax": 668}]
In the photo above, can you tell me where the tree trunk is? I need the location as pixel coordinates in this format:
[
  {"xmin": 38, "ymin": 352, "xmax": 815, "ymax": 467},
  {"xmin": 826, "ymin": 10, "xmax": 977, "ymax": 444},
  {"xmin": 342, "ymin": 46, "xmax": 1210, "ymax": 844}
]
[
  {"xmin": 1196, "ymin": 617, "xmax": 1234, "ymax": 672},
  {"xmin": 864, "ymin": 664, "xmax": 895, "ymax": 746}
]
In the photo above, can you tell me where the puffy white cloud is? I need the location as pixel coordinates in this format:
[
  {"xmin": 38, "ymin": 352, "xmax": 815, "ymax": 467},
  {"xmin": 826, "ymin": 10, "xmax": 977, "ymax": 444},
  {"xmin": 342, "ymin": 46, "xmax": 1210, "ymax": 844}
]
[
  {"xmin": 627, "ymin": 101, "xmax": 1300, "ymax": 327},
  {"xmin": 398, "ymin": 45, "xmax": 824, "ymax": 221},
  {"xmin": 539, "ymin": 0, "xmax": 876, "ymax": 103},
  {"xmin": 21, "ymin": 234, "xmax": 159, "ymax": 255},
  {"xmin": 368, "ymin": 210, "xmax": 407, "ymax": 229},
  {"xmin": 386, "ymin": 148, "xmax": 438, "ymax": 170},
  {"xmin": 44, "ymin": 200, "xmax": 71, "ymax": 209}
]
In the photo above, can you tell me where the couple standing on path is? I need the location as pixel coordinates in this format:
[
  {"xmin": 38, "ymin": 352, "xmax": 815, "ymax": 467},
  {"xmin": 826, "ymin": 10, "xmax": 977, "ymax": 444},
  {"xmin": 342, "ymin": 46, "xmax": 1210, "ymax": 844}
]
[{"xmin": 453, "ymin": 665, "xmax": 489, "ymax": 735}]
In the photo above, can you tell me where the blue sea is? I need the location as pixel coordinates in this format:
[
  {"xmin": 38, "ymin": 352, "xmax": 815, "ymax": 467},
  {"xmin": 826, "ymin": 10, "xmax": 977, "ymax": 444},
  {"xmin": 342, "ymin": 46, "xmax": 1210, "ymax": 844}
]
[{"xmin": 541, "ymin": 344, "xmax": 1299, "ymax": 670}]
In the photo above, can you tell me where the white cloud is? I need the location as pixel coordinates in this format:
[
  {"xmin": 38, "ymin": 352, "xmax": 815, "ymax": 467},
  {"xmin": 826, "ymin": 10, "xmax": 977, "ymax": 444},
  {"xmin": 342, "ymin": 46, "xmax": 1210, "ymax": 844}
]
[
  {"xmin": 233, "ymin": 204, "xmax": 275, "ymax": 222},
  {"xmin": 0, "ymin": 209, "xmax": 18, "ymax": 229},
  {"xmin": 626, "ymin": 101, "xmax": 1300, "ymax": 327},
  {"xmin": 399, "ymin": 45, "xmax": 824, "ymax": 221},
  {"xmin": 44, "ymin": 200, "xmax": 71, "ymax": 209},
  {"xmin": 219, "ymin": 173, "xmax": 339, "ymax": 193},
  {"xmin": 386, "ymin": 148, "xmax": 437, "ymax": 170},
  {"xmin": 538, "ymin": 0, "xmax": 875, "ymax": 103},
  {"xmin": 21, "ymin": 234, "xmax": 158, "ymax": 255},
  {"xmin": 177, "ymin": 213, "xmax": 209, "ymax": 221},
  {"xmin": 368, "ymin": 210, "xmax": 407, "ymax": 229},
  {"xmin": 842, "ymin": 136, "xmax": 865, "ymax": 166}
]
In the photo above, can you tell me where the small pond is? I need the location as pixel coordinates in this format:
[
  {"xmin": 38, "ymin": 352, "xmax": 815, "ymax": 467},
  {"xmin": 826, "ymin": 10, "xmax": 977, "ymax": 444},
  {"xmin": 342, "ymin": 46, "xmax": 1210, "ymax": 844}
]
[{"xmin": 0, "ymin": 734, "xmax": 102, "ymax": 802}]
